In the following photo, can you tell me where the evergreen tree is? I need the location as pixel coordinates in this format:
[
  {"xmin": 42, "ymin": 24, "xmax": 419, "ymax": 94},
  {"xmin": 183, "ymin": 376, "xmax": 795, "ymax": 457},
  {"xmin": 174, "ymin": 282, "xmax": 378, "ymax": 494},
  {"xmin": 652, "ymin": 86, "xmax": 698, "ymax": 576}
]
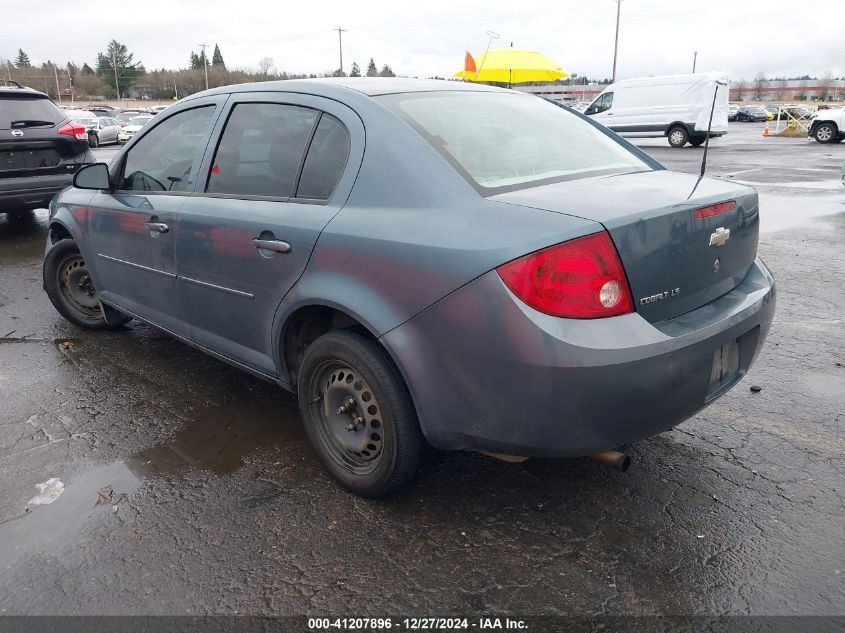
[
  {"xmin": 366, "ymin": 58, "xmax": 377, "ymax": 77},
  {"xmin": 15, "ymin": 49, "xmax": 31, "ymax": 68},
  {"xmin": 378, "ymin": 64, "xmax": 395, "ymax": 77},
  {"xmin": 81, "ymin": 63, "xmax": 94, "ymax": 75},
  {"xmin": 212, "ymin": 44, "xmax": 225, "ymax": 69},
  {"xmin": 349, "ymin": 62, "xmax": 361, "ymax": 77},
  {"xmin": 96, "ymin": 39, "xmax": 143, "ymax": 97}
]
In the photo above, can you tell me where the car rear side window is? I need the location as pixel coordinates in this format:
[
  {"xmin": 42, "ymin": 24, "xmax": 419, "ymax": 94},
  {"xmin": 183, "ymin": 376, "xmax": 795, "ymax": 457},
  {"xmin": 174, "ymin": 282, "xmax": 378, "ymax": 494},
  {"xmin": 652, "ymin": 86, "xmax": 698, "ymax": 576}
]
[
  {"xmin": 380, "ymin": 91, "xmax": 649, "ymax": 195},
  {"xmin": 295, "ymin": 114, "xmax": 350, "ymax": 200},
  {"xmin": 207, "ymin": 103, "xmax": 318, "ymax": 199},
  {"xmin": 117, "ymin": 106, "xmax": 214, "ymax": 193},
  {"xmin": 0, "ymin": 96, "xmax": 64, "ymax": 130}
]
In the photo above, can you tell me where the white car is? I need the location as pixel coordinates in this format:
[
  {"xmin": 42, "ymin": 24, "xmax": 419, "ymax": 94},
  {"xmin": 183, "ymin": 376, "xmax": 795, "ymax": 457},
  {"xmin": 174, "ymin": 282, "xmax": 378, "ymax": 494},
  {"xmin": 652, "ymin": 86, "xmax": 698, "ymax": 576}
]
[
  {"xmin": 117, "ymin": 115, "xmax": 155, "ymax": 143},
  {"xmin": 808, "ymin": 108, "xmax": 845, "ymax": 144}
]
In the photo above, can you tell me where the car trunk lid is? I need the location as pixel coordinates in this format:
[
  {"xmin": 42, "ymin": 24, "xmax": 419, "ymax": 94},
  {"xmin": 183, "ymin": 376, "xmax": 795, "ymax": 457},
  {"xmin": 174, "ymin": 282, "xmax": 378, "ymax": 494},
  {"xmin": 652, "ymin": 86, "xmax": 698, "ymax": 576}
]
[{"xmin": 490, "ymin": 170, "xmax": 759, "ymax": 323}]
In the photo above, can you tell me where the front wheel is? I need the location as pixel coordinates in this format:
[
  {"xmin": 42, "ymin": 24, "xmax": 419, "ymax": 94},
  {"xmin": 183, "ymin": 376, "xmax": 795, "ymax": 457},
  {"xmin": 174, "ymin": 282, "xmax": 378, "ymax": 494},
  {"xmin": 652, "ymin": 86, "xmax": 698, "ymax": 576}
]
[
  {"xmin": 43, "ymin": 239, "xmax": 130, "ymax": 330},
  {"xmin": 88, "ymin": 133, "xmax": 99, "ymax": 148},
  {"xmin": 297, "ymin": 330, "xmax": 422, "ymax": 497},
  {"xmin": 668, "ymin": 126, "xmax": 689, "ymax": 148},
  {"xmin": 813, "ymin": 123, "xmax": 837, "ymax": 144}
]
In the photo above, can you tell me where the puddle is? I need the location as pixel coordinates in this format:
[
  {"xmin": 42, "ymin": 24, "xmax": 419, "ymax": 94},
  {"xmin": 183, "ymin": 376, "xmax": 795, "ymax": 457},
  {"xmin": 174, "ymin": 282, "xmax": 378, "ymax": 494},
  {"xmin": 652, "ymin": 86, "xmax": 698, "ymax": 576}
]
[
  {"xmin": 126, "ymin": 395, "xmax": 302, "ymax": 477},
  {"xmin": 0, "ymin": 461, "xmax": 141, "ymax": 565},
  {"xmin": 758, "ymin": 191, "xmax": 845, "ymax": 233},
  {"xmin": 0, "ymin": 396, "xmax": 303, "ymax": 567}
]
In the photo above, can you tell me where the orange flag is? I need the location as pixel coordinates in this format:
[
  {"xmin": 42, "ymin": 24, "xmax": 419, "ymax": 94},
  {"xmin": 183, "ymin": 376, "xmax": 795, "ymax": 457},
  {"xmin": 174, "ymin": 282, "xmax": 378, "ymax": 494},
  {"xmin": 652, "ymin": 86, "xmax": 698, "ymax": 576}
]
[{"xmin": 464, "ymin": 51, "xmax": 477, "ymax": 76}]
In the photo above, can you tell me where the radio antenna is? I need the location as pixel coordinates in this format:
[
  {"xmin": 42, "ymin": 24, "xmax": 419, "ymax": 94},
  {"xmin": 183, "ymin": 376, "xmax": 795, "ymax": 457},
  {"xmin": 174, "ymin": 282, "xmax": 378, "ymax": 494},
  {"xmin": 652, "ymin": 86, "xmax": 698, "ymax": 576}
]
[{"xmin": 688, "ymin": 77, "xmax": 728, "ymax": 199}]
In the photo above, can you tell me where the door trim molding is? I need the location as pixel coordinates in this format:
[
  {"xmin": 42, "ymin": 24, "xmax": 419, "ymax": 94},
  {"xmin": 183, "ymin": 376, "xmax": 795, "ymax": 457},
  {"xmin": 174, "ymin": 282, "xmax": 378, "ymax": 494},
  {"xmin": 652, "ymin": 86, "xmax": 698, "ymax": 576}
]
[
  {"xmin": 179, "ymin": 275, "xmax": 255, "ymax": 300},
  {"xmin": 96, "ymin": 253, "xmax": 177, "ymax": 278}
]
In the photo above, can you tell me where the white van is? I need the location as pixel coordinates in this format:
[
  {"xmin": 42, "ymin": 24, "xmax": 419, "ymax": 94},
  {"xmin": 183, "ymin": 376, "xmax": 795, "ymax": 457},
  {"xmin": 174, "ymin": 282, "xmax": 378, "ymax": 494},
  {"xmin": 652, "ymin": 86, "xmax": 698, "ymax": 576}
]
[{"xmin": 584, "ymin": 72, "xmax": 729, "ymax": 148}]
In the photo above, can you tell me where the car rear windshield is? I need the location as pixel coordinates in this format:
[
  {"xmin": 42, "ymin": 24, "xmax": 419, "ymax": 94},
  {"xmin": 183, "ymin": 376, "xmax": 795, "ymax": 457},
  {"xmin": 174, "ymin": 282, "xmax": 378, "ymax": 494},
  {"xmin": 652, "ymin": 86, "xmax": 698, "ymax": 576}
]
[
  {"xmin": 379, "ymin": 91, "xmax": 651, "ymax": 194},
  {"xmin": 0, "ymin": 96, "xmax": 64, "ymax": 130}
]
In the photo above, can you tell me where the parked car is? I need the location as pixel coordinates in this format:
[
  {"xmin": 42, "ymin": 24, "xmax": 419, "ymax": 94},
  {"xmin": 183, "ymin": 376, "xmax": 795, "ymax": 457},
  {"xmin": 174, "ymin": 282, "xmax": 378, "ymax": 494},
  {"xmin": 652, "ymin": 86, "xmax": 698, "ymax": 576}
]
[
  {"xmin": 150, "ymin": 104, "xmax": 170, "ymax": 114},
  {"xmin": 43, "ymin": 79, "xmax": 776, "ymax": 496},
  {"xmin": 765, "ymin": 104, "xmax": 783, "ymax": 120},
  {"xmin": 728, "ymin": 104, "xmax": 740, "ymax": 121},
  {"xmin": 0, "ymin": 81, "xmax": 94, "ymax": 214},
  {"xmin": 583, "ymin": 72, "xmax": 729, "ymax": 147},
  {"xmin": 736, "ymin": 106, "xmax": 768, "ymax": 122},
  {"xmin": 114, "ymin": 112, "xmax": 137, "ymax": 127},
  {"xmin": 808, "ymin": 108, "xmax": 845, "ymax": 144},
  {"xmin": 85, "ymin": 104, "xmax": 119, "ymax": 114},
  {"xmin": 72, "ymin": 115, "xmax": 121, "ymax": 147},
  {"xmin": 117, "ymin": 115, "xmax": 155, "ymax": 143}
]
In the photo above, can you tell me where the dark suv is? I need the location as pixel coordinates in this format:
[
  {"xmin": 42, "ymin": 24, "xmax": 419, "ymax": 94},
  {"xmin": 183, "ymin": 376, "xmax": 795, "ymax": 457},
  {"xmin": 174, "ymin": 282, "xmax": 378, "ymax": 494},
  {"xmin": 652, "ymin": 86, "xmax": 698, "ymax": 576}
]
[{"xmin": 0, "ymin": 81, "xmax": 94, "ymax": 214}]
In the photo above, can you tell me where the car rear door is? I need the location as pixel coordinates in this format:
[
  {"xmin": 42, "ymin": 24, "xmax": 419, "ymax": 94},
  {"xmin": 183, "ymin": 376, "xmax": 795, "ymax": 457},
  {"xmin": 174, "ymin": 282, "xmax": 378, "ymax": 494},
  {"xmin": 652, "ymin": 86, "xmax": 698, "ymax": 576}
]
[
  {"xmin": 175, "ymin": 92, "xmax": 364, "ymax": 375},
  {"xmin": 84, "ymin": 97, "xmax": 225, "ymax": 336}
]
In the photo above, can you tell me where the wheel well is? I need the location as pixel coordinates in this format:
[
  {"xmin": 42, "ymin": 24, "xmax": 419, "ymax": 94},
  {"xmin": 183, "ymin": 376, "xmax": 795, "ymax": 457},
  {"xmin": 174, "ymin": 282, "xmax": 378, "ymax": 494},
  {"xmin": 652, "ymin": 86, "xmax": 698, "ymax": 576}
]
[
  {"xmin": 282, "ymin": 305, "xmax": 374, "ymax": 386},
  {"xmin": 49, "ymin": 222, "xmax": 72, "ymax": 244},
  {"xmin": 665, "ymin": 122, "xmax": 689, "ymax": 137}
]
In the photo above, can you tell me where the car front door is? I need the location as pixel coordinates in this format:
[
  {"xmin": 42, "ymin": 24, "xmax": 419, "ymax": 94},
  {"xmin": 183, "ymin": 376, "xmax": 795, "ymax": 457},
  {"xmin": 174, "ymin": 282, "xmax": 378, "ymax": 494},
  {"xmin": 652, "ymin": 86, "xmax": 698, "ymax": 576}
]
[
  {"xmin": 175, "ymin": 93, "xmax": 363, "ymax": 375},
  {"xmin": 585, "ymin": 92, "xmax": 614, "ymax": 128},
  {"xmin": 85, "ymin": 98, "xmax": 224, "ymax": 336},
  {"xmin": 102, "ymin": 118, "xmax": 119, "ymax": 143}
]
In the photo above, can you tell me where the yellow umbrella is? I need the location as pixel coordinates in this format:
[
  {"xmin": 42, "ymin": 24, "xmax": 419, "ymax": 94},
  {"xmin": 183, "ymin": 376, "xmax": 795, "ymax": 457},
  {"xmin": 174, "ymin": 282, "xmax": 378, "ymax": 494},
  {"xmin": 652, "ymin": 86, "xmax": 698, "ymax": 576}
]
[{"xmin": 455, "ymin": 48, "xmax": 568, "ymax": 84}]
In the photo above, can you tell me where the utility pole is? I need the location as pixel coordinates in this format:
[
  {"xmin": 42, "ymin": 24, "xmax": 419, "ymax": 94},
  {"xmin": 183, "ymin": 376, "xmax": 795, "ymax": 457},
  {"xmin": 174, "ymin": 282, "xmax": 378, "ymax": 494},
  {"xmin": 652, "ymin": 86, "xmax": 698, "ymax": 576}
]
[
  {"xmin": 611, "ymin": 0, "xmax": 622, "ymax": 83},
  {"xmin": 197, "ymin": 43, "xmax": 210, "ymax": 90},
  {"xmin": 111, "ymin": 51, "xmax": 120, "ymax": 101},
  {"xmin": 334, "ymin": 26, "xmax": 347, "ymax": 75},
  {"xmin": 53, "ymin": 64, "xmax": 61, "ymax": 101},
  {"xmin": 692, "ymin": 51, "xmax": 698, "ymax": 73},
  {"xmin": 67, "ymin": 67, "xmax": 73, "ymax": 103}
]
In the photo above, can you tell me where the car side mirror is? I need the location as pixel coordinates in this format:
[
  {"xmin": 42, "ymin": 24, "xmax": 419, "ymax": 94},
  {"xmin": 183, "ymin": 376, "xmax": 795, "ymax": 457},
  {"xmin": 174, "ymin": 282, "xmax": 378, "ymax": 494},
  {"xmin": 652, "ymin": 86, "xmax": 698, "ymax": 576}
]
[
  {"xmin": 73, "ymin": 163, "xmax": 111, "ymax": 191},
  {"xmin": 585, "ymin": 106, "xmax": 596, "ymax": 115}
]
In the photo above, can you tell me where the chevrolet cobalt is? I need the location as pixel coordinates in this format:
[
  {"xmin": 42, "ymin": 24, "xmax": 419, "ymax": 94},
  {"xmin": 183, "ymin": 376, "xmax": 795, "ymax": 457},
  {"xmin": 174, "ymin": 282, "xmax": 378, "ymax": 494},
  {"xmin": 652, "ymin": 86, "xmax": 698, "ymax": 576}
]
[{"xmin": 43, "ymin": 79, "xmax": 775, "ymax": 496}]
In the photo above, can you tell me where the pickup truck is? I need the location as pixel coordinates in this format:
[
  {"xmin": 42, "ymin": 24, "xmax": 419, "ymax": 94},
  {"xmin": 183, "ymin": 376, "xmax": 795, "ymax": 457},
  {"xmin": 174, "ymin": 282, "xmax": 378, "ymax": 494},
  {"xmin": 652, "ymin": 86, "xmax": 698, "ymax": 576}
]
[{"xmin": 808, "ymin": 108, "xmax": 845, "ymax": 144}]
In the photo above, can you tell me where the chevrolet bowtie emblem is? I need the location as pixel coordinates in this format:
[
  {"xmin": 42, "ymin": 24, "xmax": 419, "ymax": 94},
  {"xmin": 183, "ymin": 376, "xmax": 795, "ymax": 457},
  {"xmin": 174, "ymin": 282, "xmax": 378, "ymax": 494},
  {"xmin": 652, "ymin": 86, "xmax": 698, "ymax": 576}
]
[{"xmin": 709, "ymin": 227, "xmax": 730, "ymax": 247}]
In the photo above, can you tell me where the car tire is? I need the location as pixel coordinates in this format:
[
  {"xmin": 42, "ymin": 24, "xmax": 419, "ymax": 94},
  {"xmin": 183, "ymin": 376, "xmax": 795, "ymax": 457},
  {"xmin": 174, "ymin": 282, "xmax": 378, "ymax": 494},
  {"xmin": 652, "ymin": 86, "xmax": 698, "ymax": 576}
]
[
  {"xmin": 297, "ymin": 329, "xmax": 422, "ymax": 497},
  {"xmin": 813, "ymin": 123, "xmax": 837, "ymax": 144},
  {"xmin": 43, "ymin": 239, "xmax": 130, "ymax": 330},
  {"xmin": 88, "ymin": 133, "xmax": 99, "ymax": 148},
  {"xmin": 689, "ymin": 135, "xmax": 706, "ymax": 147},
  {"xmin": 667, "ymin": 126, "xmax": 689, "ymax": 148}
]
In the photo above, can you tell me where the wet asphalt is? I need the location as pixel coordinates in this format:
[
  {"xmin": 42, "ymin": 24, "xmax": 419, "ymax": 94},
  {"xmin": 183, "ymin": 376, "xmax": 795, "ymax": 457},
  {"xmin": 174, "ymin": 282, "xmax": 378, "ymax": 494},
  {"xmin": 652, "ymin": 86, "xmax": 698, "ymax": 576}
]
[{"xmin": 0, "ymin": 121, "xmax": 843, "ymax": 619}]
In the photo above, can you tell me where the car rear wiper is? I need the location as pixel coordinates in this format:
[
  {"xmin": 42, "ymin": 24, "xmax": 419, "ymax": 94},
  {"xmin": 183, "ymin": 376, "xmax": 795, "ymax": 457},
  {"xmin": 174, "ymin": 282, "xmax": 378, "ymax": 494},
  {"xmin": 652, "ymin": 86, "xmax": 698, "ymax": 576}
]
[{"xmin": 10, "ymin": 119, "xmax": 55, "ymax": 128}]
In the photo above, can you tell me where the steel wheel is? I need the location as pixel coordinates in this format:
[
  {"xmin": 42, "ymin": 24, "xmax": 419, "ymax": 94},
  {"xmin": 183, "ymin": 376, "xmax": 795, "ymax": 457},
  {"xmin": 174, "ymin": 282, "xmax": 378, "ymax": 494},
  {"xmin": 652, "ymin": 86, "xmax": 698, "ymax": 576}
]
[
  {"xmin": 309, "ymin": 361, "xmax": 386, "ymax": 475},
  {"xmin": 57, "ymin": 252, "xmax": 101, "ymax": 320}
]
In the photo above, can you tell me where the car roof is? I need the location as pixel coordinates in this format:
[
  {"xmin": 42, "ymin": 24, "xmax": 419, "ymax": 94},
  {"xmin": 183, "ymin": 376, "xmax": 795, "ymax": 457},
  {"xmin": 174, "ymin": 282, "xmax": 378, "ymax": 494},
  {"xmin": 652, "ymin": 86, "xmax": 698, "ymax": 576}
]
[
  {"xmin": 189, "ymin": 77, "xmax": 511, "ymax": 102},
  {"xmin": 0, "ymin": 85, "xmax": 49, "ymax": 99}
]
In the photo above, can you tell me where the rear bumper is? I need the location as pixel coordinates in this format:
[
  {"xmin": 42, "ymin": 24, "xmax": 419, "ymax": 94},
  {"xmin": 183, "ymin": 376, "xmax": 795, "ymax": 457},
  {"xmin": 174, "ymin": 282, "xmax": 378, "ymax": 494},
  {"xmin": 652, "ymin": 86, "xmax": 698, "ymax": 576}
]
[
  {"xmin": 383, "ymin": 258, "xmax": 776, "ymax": 457},
  {"xmin": 0, "ymin": 173, "xmax": 77, "ymax": 211}
]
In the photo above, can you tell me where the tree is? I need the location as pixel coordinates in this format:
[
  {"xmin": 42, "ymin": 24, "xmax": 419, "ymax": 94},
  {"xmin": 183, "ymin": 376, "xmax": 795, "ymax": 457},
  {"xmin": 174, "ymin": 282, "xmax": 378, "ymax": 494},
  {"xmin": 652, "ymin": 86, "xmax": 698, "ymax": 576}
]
[
  {"xmin": 753, "ymin": 71, "xmax": 766, "ymax": 100},
  {"xmin": 96, "ymin": 39, "xmax": 143, "ymax": 97},
  {"xmin": 81, "ymin": 63, "xmax": 95, "ymax": 75},
  {"xmin": 190, "ymin": 51, "xmax": 209, "ymax": 71},
  {"xmin": 366, "ymin": 58, "xmax": 378, "ymax": 77},
  {"xmin": 15, "ymin": 49, "xmax": 31, "ymax": 68},
  {"xmin": 212, "ymin": 44, "xmax": 225, "ymax": 69},
  {"xmin": 378, "ymin": 64, "xmax": 395, "ymax": 77},
  {"xmin": 332, "ymin": 68, "xmax": 347, "ymax": 77},
  {"xmin": 257, "ymin": 56, "xmax": 274, "ymax": 75},
  {"xmin": 349, "ymin": 62, "xmax": 361, "ymax": 77}
]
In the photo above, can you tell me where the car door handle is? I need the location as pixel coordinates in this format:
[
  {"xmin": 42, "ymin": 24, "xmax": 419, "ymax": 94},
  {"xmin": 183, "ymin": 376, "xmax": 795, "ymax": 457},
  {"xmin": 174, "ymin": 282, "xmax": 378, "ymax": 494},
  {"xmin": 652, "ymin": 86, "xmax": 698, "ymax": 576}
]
[
  {"xmin": 145, "ymin": 222, "xmax": 169, "ymax": 234},
  {"xmin": 252, "ymin": 238, "xmax": 291, "ymax": 254}
]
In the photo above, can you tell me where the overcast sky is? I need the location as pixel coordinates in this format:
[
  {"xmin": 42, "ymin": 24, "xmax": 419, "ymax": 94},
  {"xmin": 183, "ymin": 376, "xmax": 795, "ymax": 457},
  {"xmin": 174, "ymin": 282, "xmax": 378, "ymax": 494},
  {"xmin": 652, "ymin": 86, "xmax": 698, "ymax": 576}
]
[{"xmin": 1, "ymin": 0, "xmax": 842, "ymax": 81}]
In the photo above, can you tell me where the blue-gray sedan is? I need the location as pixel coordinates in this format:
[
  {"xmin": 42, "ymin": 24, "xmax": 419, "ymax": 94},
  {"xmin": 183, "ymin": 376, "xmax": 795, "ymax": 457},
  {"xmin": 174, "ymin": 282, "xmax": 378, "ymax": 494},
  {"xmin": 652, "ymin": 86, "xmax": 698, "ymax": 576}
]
[{"xmin": 43, "ymin": 79, "xmax": 775, "ymax": 496}]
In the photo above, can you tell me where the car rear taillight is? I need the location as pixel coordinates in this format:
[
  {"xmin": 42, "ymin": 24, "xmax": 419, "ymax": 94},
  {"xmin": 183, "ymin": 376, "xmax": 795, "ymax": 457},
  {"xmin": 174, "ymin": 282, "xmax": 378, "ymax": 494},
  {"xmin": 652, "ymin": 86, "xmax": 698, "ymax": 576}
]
[
  {"xmin": 57, "ymin": 122, "xmax": 88, "ymax": 141},
  {"xmin": 496, "ymin": 231, "xmax": 634, "ymax": 319}
]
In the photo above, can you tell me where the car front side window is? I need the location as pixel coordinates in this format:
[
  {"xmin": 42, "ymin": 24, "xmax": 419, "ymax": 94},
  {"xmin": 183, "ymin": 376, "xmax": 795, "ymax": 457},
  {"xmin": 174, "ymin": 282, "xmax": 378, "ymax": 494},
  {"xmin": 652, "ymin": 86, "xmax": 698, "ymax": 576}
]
[{"xmin": 117, "ymin": 106, "xmax": 215, "ymax": 193}]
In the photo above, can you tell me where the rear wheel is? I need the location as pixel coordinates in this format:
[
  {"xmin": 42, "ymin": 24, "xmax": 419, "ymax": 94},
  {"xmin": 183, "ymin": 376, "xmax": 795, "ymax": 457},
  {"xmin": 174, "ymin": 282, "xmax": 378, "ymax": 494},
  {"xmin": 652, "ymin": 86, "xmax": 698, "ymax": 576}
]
[
  {"xmin": 689, "ymin": 135, "xmax": 706, "ymax": 147},
  {"xmin": 297, "ymin": 330, "xmax": 421, "ymax": 497},
  {"xmin": 813, "ymin": 123, "xmax": 837, "ymax": 144},
  {"xmin": 667, "ymin": 126, "xmax": 689, "ymax": 148},
  {"xmin": 43, "ymin": 239, "xmax": 129, "ymax": 330}
]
